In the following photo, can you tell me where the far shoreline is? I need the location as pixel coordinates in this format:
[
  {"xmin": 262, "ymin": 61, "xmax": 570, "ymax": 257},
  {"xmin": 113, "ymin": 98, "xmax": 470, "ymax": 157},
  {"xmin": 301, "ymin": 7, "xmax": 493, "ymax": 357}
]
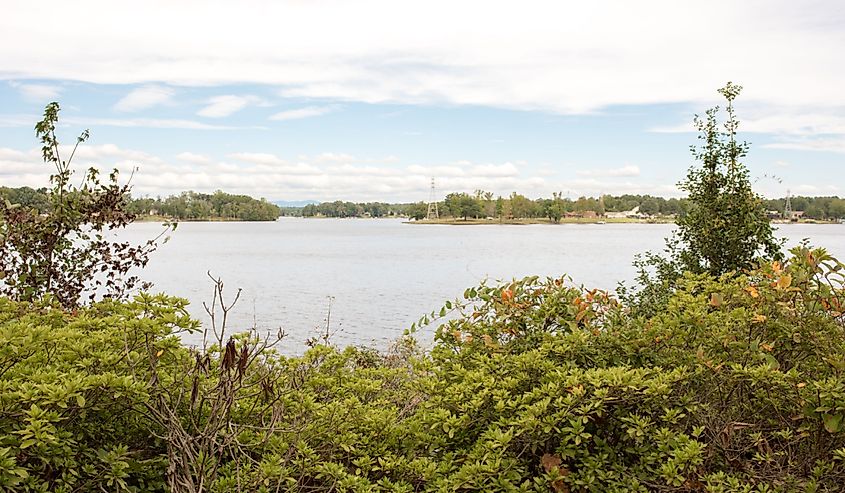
[{"xmin": 135, "ymin": 215, "xmax": 843, "ymax": 225}]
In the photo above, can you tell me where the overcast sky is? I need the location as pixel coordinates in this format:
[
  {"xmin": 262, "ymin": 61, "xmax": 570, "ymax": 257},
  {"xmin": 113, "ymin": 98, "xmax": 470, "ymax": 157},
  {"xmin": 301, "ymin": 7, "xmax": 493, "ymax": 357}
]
[{"xmin": 1, "ymin": 0, "xmax": 843, "ymax": 202}]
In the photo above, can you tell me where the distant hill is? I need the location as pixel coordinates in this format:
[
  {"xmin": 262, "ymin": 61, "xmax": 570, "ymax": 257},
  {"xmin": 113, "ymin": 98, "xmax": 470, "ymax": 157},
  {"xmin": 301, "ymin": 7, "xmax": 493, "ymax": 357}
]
[{"xmin": 273, "ymin": 200, "xmax": 320, "ymax": 207}]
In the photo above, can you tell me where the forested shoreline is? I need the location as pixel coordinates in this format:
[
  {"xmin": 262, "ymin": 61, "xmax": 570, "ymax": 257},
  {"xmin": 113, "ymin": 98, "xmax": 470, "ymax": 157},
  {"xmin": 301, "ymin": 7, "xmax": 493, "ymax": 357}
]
[
  {"xmin": 5, "ymin": 186, "xmax": 844, "ymax": 223},
  {"xmin": 286, "ymin": 193, "xmax": 845, "ymax": 222}
]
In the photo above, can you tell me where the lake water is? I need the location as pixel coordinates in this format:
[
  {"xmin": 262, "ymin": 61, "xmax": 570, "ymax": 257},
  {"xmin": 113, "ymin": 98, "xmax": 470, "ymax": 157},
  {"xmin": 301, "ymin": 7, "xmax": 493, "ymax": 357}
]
[{"xmin": 117, "ymin": 219, "xmax": 845, "ymax": 351}]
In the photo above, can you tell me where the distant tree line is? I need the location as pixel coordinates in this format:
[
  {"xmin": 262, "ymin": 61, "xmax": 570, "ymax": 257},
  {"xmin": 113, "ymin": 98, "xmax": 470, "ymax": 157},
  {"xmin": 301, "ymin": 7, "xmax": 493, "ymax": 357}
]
[
  {"xmin": 128, "ymin": 190, "xmax": 281, "ymax": 221},
  {"xmin": 0, "ymin": 187, "xmax": 281, "ymax": 221},
  {"xmin": 298, "ymin": 201, "xmax": 409, "ymax": 218},
  {"xmin": 762, "ymin": 196, "xmax": 845, "ymax": 220},
  {"xmin": 7, "ymin": 186, "xmax": 845, "ymax": 222},
  {"xmin": 273, "ymin": 192, "xmax": 845, "ymax": 222},
  {"xmin": 420, "ymin": 192, "xmax": 690, "ymax": 221},
  {"xmin": 281, "ymin": 193, "xmax": 690, "ymax": 221},
  {"xmin": 0, "ymin": 186, "xmax": 51, "ymax": 213}
]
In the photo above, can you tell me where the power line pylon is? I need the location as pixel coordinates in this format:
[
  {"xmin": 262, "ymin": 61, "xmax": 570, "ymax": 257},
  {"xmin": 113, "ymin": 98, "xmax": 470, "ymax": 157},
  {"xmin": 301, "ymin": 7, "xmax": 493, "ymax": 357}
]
[{"xmin": 426, "ymin": 177, "xmax": 439, "ymax": 220}]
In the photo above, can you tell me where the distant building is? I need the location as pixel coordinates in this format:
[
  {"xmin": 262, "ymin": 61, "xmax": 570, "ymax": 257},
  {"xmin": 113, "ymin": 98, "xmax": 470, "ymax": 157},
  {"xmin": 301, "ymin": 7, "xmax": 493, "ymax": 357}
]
[
  {"xmin": 786, "ymin": 210, "xmax": 804, "ymax": 221},
  {"xmin": 606, "ymin": 205, "xmax": 642, "ymax": 219},
  {"xmin": 766, "ymin": 210, "xmax": 781, "ymax": 219}
]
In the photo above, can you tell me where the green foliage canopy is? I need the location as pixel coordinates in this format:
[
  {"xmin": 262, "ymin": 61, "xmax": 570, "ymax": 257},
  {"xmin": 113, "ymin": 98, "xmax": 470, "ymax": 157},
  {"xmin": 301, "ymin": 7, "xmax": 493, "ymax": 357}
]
[
  {"xmin": 675, "ymin": 82, "xmax": 782, "ymax": 276},
  {"xmin": 0, "ymin": 103, "xmax": 171, "ymax": 308}
]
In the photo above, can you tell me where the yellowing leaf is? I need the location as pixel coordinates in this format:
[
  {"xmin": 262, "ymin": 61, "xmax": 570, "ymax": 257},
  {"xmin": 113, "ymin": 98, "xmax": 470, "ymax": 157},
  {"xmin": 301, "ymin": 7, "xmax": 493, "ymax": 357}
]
[
  {"xmin": 744, "ymin": 285, "xmax": 760, "ymax": 298},
  {"xmin": 155, "ymin": 349, "xmax": 164, "ymax": 357},
  {"xmin": 540, "ymin": 453, "xmax": 570, "ymax": 493},
  {"xmin": 797, "ymin": 382, "xmax": 806, "ymax": 388},
  {"xmin": 710, "ymin": 293, "xmax": 723, "ymax": 307},
  {"xmin": 501, "ymin": 289, "xmax": 513, "ymax": 303},
  {"xmin": 567, "ymin": 384, "xmax": 584, "ymax": 395},
  {"xmin": 753, "ymin": 314, "xmax": 767, "ymax": 323},
  {"xmin": 775, "ymin": 275, "xmax": 792, "ymax": 290},
  {"xmin": 540, "ymin": 453, "xmax": 562, "ymax": 473}
]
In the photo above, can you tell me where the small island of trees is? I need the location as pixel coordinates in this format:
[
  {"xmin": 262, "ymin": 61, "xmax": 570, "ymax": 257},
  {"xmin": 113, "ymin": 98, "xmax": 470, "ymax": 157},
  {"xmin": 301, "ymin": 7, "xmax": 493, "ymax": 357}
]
[
  {"xmin": 128, "ymin": 190, "xmax": 282, "ymax": 221},
  {"xmin": 0, "ymin": 187, "xmax": 283, "ymax": 222}
]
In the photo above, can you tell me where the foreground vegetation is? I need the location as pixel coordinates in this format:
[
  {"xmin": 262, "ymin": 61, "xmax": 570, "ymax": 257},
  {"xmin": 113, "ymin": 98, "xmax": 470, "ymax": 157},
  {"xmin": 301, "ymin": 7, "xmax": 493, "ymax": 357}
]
[
  {"xmin": 3, "ymin": 86, "xmax": 845, "ymax": 492},
  {"xmin": 2, "ymin": 246, "xmax": 845, "ymax": 492}
]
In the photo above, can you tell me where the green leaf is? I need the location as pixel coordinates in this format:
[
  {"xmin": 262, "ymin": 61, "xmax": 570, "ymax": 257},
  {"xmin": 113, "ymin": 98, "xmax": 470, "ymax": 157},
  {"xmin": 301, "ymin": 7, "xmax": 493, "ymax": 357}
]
[
  {"xmin": 762, "ymin": 353, "xmax": 780, "ymax": 370},
  {"xmin": 823, "ymin": 414, "xmax": 844, "ymax": 433}
]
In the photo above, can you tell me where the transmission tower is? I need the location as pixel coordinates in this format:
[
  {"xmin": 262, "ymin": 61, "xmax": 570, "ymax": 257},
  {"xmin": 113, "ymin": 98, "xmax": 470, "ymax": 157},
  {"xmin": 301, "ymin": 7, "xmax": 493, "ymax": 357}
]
[
  {"xmin": 426, "ymin": 177, "xmax": 439, "ymax": 220},
  {"xmin": 784, "ymin": 189, "xmax": 793, "ymax": 220}
]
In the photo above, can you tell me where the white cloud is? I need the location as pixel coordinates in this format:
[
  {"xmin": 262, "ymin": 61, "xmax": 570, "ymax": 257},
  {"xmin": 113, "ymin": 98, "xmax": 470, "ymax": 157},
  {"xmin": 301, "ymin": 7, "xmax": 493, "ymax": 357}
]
[
  {"xmin": 654, "ymin": 108, "xmax": 845, "ymax": 155},
  {"xmin": 0, "ymin": 142, "xmax": 827, "ymax": 202},
  {"xmin": 64, "ymin": 116, "xmax": 256, "ymax": 130},
  {"xmin": 0, "ymin": 145, "xmax": 557, "ymax": 201},
  {"xmin": 228, "ymin": 152, "xmax": 287, "ymax": 165},
  {"xmin": 1, "ymin": 1, "xmax": 842, "ymax": 117},
  {"xmin": 269, "ymin": 106, "xmax": 337, "ymax": 121},
  {"xmin": 0, "ymin": 112, "xmax": 261, "ymax": 130},
  {"xmin": 0, "ymin": 114, "xmax": 37, "ymax": 127},
  {"xmin": 652, "ymin": 108, "xmax": 845, "ymax": 142},
  {"xmin": 313, "ymin": 152, "xmax": 358, "ymax": 163},
  {"xmin": 197, "ymin": 95, "xmax": 264, "ymax": 118},
  {"xmin": 741, "ymin": 113, "xmax": 845, "ymax": 136},
  {"xmin": 0, "ymin": 147, "xmax": 30, "ymax": 160},
  {"xmin": 176, "ymin": 151, "xmax": 211, "ymax": 164},
  {"xmin": 114, "ymin": 85, "xmax": 174, "ymax": 112},
  {"xmin": 470, "ymin": 162, "xmax": 520, "ymax": 177},
  {"xmin": 763, "ymin": 138, "xmax": 845, "ymax": 154},
  {"xmin": 9, "ymin": 82, "xmax": 62, "ymax": 101},
  {"xmin": 577, "ymin": 165, "xmax": 641, "ymax": 177}
]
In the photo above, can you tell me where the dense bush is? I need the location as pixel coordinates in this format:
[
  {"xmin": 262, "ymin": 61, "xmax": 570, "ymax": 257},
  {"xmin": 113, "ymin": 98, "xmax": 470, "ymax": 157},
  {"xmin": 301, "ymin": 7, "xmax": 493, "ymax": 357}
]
[
  {"xmin": 0, "ymin": 103, "xmax": 172, "ymax": 308},
  {"xmin": 2, "ymin": 246, "xmax": 844, "ymax": 492}
]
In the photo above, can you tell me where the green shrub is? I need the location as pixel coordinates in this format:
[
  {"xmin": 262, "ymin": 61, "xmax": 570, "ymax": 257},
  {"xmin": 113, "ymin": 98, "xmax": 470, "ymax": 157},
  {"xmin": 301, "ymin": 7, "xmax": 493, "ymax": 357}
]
[
  {"xmin": 0, "ymin": 294, "xmax": 195, "ymax": 491},
  {"xmin": 2, "ymin": 246, "xmax": 844, "ymax": 492}
]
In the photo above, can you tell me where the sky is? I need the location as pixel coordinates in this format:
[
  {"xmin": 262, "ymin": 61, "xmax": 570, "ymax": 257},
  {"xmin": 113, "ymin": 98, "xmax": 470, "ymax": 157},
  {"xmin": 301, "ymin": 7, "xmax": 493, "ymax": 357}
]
[{"xmin": 1, "ymin": 0, "xmax": 844, "ymax": 203}]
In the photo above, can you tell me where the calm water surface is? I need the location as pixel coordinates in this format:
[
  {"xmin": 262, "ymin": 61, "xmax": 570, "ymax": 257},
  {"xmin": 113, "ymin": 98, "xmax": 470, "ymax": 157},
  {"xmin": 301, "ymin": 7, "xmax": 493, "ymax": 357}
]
[{"xmin": 117, "ymin": 219, "xmax": 845, "ymax": 351}]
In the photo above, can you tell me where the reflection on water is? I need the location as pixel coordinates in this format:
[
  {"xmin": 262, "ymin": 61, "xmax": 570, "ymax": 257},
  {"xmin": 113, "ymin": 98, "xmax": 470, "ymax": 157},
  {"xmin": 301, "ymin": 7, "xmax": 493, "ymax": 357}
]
[{"xmin": 115, "ymin": 219, "xmax": 845, "ymax": 352}]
